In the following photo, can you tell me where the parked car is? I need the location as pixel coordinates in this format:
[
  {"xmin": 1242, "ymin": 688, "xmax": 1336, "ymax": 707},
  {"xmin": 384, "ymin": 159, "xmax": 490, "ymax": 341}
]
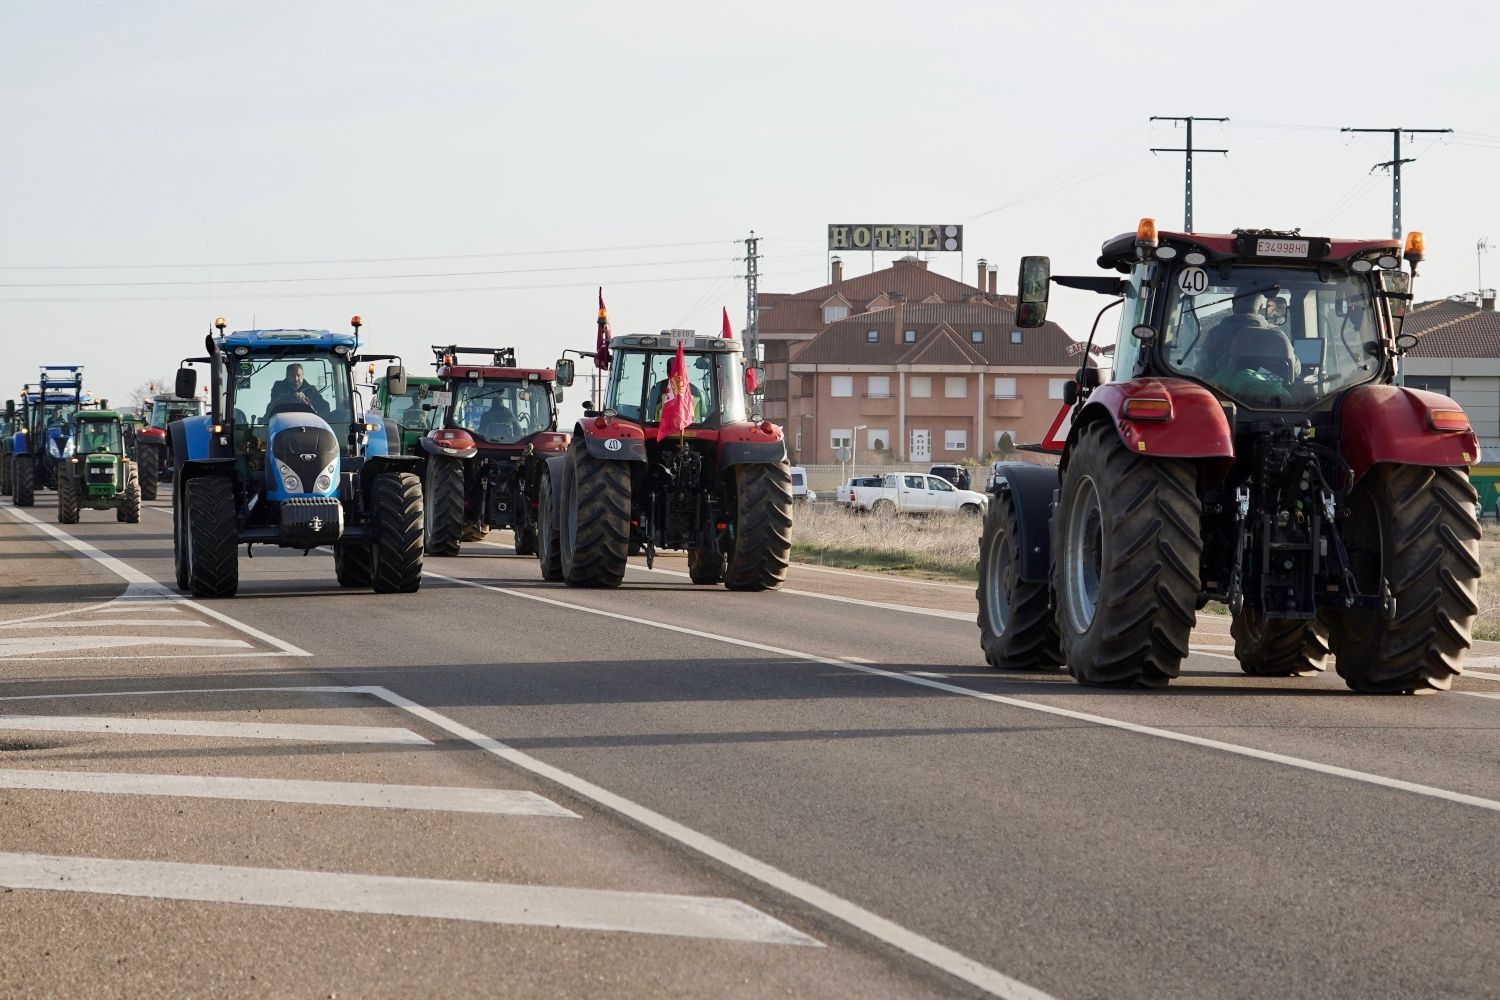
[
  {"xmin": 847, "ymin": 472, "xmax": 988, "ymax": 516},
  {"xmin": 789, "ymin": 465, "xmax": 817, "ymax": 504},
  {"xmin": 839, "ymin": 476, "xmax": 884, "ymax": 508},
  {"xmin": 928, "ymin": 464, "xmax": 972, "ymax": 490}
]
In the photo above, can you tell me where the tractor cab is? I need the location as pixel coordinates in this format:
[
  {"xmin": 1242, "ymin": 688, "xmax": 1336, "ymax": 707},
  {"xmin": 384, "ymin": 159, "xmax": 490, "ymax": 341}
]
[
  {"xmin": 600, "ymin": 332, "xmax": 752, "ymax": 430},
  {"xmin": 55, "ymin": 409, "xmax": 140, "ymax": 524},
  {"xmin": 430, "ymin": 345, "xmax": 563, "ymax": 449},
  {"xmin": 148, "ymin": 395, "xmax": 205, "ymax": 430},
  {"xmin": 74, "ymin": 411, "xmax": 123, "ymax": 458}
]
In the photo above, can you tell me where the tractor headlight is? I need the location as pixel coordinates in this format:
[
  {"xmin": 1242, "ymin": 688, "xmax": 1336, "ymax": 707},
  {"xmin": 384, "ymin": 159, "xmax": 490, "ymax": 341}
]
[
  {"xmin": 275, "ymin": 459, "xmax": 303, "ymax": 493},
  {"xmin": 313, "ymin": 459, "xmax": 337, "ymax": 494}
]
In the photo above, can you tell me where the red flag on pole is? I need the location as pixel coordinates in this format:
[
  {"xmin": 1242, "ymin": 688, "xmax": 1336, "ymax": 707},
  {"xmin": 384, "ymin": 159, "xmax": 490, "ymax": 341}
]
[
  {"xmin": 656, "ymin": 340, "xmax": 694, "ymax": 442},
  {"xmin": 725, "ymin": 306, "xmax": 759, "ymax": 391},
  {"xmin": 721, "ymin": 307, "xmax": 734, "ymax": 339},
  {"xmin": 595, "ymin": 288, "xmax": 612, "ymax": 370}
]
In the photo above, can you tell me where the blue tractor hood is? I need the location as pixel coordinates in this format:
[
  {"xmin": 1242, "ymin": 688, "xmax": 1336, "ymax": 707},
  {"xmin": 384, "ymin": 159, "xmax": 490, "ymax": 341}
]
[
  {"xmin": 265, "ymin": 412, "xmax": 340, "ymax": 500},
  {"xmin": 45, "ymin": 424, "xmax": 74, "ymax": 459}
]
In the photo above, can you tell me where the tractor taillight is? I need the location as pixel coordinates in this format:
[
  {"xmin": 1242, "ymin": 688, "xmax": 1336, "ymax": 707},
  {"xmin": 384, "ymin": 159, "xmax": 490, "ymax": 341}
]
[
  {"xmin": 1429, "ymin": 409, "xmax": 1468, "ymax": 432},
  {"xmin": 759, "ymin": 420, "xmax": 774, "ymax": 434},
  {"xmin": 594, "ymin": 416, "xmax": 608, "ymax": 428},
  {"xmin": 1122, "ymin": 397, "xmax": 1172, "ymax": 420}
]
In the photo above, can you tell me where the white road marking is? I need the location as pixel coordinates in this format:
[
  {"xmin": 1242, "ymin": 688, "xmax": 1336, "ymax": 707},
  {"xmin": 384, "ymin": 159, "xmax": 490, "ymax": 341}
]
[
  {"xmin": 0, "ymin": 684, "xmax": 360, "ymax": 703},
  {"xmin": 1460, "ymin": 666, "xmax": 1500, "ymax": 681},
  {"xmin": 0, "ymin": 769, "xmax": 575, "ymax": 816},
  {"xmin": 0, "ymin": 852, "xmax": 815, "ymax": 946},
  {"xmin": 1456, "ymin": 690, "xmax": 1500, "ymax": 702},
  {"xmin": 0, "ymin": 715, "xmax": 431, "ymax": 745},
  {"xmin": 0, "ymin": 619, "xmax": 209, "ymax": 630},
  {"xmin": 1188, "ymin": 648, "xmax": 1240, "ymax": 661},
  {"xmin": 425, "ymin": 570, "xmax": 1500, "ymax": 816},
  {"xmin": 908, "ymin": 671, "xmax": 950, "ymax": 678},
  {"xmin": 0, "ymin": 506, "xmax": 312, "ymax": 657},
  {"xmin": 842, "ymin": 655, "xmax": 878, "ymax": 664},
  {"xmin": 368, "ymin": 685, "xmax": 1046, "ymax": 998},
  {"xmin": 0, "ymin": 636, "xmax": 251, "ymax": 657}
]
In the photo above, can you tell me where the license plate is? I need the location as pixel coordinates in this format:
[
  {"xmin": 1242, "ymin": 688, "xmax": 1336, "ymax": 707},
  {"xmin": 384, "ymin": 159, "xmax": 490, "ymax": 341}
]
[{"xmin": 1256, "ymin": 238, "xmax": 1309, "ymax": 258}]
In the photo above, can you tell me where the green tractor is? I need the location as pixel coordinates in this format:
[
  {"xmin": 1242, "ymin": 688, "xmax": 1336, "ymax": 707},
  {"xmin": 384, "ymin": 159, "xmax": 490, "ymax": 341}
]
[
  {"xmin": 56, "ymin": 410, "xmax": 141, "ymax": 524},
  {"xmin": 372, "ymin": 372, "xmax": 443, "ymax": 455}
]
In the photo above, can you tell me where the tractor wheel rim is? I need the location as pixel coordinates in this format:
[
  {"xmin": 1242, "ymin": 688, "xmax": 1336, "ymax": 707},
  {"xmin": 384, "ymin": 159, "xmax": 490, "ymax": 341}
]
[
  {"xmin": 984, "ymin": 521, "xmax": 1010, "ymax": 635},
  {"xmin": 1065, "ymin": 475, "xmax": 1103, "ymax": 633}
]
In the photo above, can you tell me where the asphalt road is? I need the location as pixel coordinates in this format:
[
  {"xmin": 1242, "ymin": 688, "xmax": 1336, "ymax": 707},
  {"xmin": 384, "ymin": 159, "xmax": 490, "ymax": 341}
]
[{"xmin": 1, "ymin": 489, "xmax": 1497, "ymax": 999}]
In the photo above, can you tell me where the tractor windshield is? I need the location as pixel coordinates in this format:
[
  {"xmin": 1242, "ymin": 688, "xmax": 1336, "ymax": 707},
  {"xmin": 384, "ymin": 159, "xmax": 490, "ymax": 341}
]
[
  {"xmin": 385, "ymin": 383, "xmax": 442, "ymax": 434},
  {"xmin": 450, "ymin": 379, "xmax": 553, "ymax": 444},
  {"xmin": 150, "ymin": 398, "xmax": 202, "ymax": 427},
  {"xmin": 606, "ymin": 350, "xmax": 747, "ymax": 426},
  {"xmin": 38, "ymin": 402, "xmax": 78, "ymax": 432},
  {"xmin": 1161, "ymin": 265, "xmax": 1382, "ymax": 408},
  {"xmin": 76, "ymin": 420, "xmax": 120, "ymax": 455},
  {"xmin": 227, "ymin": 350, "xmax": 353, "ymax": 446}
]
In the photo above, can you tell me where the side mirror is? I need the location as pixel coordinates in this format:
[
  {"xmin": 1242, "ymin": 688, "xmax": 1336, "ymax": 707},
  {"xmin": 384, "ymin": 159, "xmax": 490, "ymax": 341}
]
[
  {"xmin": 553, "ymin": 359, "xmax": 576, "ymax": 387},
  {"xmin": 582, "ymin": 399, "xmax": 597, "ymax": 415},
  {"xmin": 1062, "ymin": 382, "xmax": 1079, "ymax": 405},
  {"xmin": 1015, "ymin": 256, "xmax": 1051, "ymax": 328},
  {"xmin": 386, "ymin": 364, "xmax": 408, "ymax": 398},
  {"xmin": 1080, "ymin": 367, "xmax": 1102, "ymax": 389},
  {"xmin": 746, "ymin": 366, "xmax": 764, "ymax": 394},
  {"xmin": 4, "ymin": 400, "xmax": 13, "ymax": 420},
  {"xmin": 553, "ymin": 388, "xmax": 565, "ymax": 403},
  {"xmin": 174, "ymin": 367, "xmax": 197, "ymax": 400}
]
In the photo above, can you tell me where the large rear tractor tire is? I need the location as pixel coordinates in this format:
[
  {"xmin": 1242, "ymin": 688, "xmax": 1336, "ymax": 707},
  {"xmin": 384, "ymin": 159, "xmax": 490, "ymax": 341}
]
[
  {"xmin": 119, "ymin": 466, "xmax": 141, "ymax": 524},
  {"xmin": 1052, "ymin": 422, "xmax": 1202, "ymax": 687},
  {"xmin": 977, "ymin": 488, "xmax": 1062, "ymax": 670},
  {"xmin": 724, "ymin": 462, "xmax": 792, "ymax": 591},
  {"xmin": 172, "ymin": 475, "xmax": 189, "ymax": 591},
  {"xmin": 57, "ymin": 476, "xmax": 79, "ymax": 524},
  {"xmin": 1326, "ymin": 464, "xmax": 1480, "ymax": 693},
  {"xmin": 184, "ymin": 476, "xmax": 238, "ymax": 598},
  {"xmin": 423, "ymin": 457, "xmax": 465, "ymax": 557},
  {"xmin": 334, "ymin": 542, "xmax": 373, "ymax": 588},
  {"xmin": 136, "ymin": 444, "xmax": 159, "ymax": 501},
  {"xmin": 688, "ymin": 548, "xmax": 724, "ymax": 585},
  {"xmin": 1231, "ymin": 610, "xmax": 1329, "ymax": 677},
  {"xmin": 560, "ymin": 441, "xmax": 630, "ymax": 588},
  {"xmin": 13, "ymin": 455, "xmax": 34, "ymax": 507},
  {"xmin": 536, "ymin": 468, "xmax": 564, "ymax": 582},
  {"xmin": 371, "ymin": 472, "xmax": 424, "ymax": 593}
]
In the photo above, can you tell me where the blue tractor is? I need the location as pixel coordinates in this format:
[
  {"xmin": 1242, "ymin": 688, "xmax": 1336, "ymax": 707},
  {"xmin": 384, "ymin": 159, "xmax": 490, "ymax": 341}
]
[
  {"xmin": 169, "ymin": 318, "xmax": 426, "ymax": 597},
  {"xmin": 4, "ymin": 366, "xmax": 94, "ymax": 507}
]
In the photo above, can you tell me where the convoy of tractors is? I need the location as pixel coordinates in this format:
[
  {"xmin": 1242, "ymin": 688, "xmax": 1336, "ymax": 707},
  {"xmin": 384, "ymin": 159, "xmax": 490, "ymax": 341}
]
[{"xmin": 3, "ymin": 221, "xmax": 1486, "ymax": 694}]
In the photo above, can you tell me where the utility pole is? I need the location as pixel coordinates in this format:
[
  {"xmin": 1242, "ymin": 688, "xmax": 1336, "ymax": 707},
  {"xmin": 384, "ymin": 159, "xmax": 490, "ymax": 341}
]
[
  {"xmin": 1150, "ymin": 116, "xmax": 1228, "ymax": 232},
  {"xmin": 743, "ymin": 231, "xmax": 760, "ymax": 360},
  {"xmin": 1340, "ymin": 126, "xmax": 1452, "ymax": 239},
  {"xmin": 1479, "ymin": 237, "xmax": 1490, "ymax": 294}
]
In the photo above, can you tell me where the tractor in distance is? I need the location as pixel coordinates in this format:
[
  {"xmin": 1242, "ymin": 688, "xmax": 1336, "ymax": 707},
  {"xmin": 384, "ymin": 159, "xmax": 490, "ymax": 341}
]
[
  {"xmin": 979, "ymin": 220, "xmax": 1480, "ymax": 694},
  {"xmin": 169, "ymin": 317, "xmax": 426, "ymax": 598},
  {"xmin": 414, "ymin": 345, "xmax": 574, "ymax": 557},
  {"xmin": 4, "ymin": 366, "xmax": 94, "ymax": 506},
  {"xmin": 541, "ymin": 329, "xmax": 791, "ymax": 590},
  {"xmin": 370, "ymin": 369, "xmax": 443, "ymax": 458},
  {"xmin": 134, "ymin": 390, "xmax": 207, "ymax": 500},
  {"xmin": 56, "ymin": 409, "xmax": 141, "ymax": 524}
]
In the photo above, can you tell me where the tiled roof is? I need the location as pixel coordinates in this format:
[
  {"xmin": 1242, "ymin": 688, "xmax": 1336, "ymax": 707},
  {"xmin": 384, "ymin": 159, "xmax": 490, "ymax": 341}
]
[
  {"xmin": 757, "ymin": 258, "xmax": 1012, "ymax": 334},
  {"xmin": 1405, "ymin": 298, "xmax": 1500, "ymax": 359},
  {"xmin": 791, "ymin": 302, "xmax": 1077, "ymax": 367}
]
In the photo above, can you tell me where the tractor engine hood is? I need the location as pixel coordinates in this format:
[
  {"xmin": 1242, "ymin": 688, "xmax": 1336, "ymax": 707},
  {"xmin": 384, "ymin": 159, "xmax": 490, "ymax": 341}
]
[
  {"xmin": 46, "ymin": 426, "xmax": 74, "ymax": 459},
  {"xmin": 266, "ymin": 412, "xmax": 339, "ymax": 499}
]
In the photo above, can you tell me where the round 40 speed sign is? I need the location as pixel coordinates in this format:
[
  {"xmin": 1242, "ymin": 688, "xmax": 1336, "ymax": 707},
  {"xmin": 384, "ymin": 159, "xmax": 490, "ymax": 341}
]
[{"xmin": 1176, "ymin": 266, "xmax": 1209, "ymax": 297}]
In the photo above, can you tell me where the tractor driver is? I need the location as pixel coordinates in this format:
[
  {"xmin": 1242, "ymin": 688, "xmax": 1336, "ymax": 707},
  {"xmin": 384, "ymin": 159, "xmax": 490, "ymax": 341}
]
[
  {"xmin": 79, "ymin": 422, "xmax": 111, "ymax": 454},
  {"xmin": 267, "ymin": 363, "xmax": 331, "ymax": 419},
  {"xmin": 647, "ymin": 355, "xmax": 705, "ymax": 424},
  {"xmin": 477, "ymin": 397, "xmax": 520, "ymax": 441},
  {"xmin": 1203, "ymin": 292, "xmax": 1299, "ymax": 402}
]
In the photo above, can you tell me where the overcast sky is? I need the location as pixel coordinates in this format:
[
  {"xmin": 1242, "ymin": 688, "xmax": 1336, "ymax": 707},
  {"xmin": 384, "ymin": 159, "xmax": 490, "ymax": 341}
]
[{"xmin": 2, "ymin": 1, "xmax": 1496, "ymax": 420}]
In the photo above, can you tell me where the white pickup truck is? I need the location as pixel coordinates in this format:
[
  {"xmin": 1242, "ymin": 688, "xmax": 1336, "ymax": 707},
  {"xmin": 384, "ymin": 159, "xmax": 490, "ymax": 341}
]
[{"xmin": 845, "ymin": 473, "xmax": 989, "ymax": 516}]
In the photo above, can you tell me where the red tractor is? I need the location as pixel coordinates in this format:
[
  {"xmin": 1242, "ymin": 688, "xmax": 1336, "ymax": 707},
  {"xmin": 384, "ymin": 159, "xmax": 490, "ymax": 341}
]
[
  {"xmin": 416, "ymin": 346, "xmax": 575, "ymax": 556},
  {"xmin": 979, "ymin": 221, "xmax": 1480, "ymax": 693},
  {"xmin": 538, "ymin": 330, "xmax": 791, "ymax": 589}
]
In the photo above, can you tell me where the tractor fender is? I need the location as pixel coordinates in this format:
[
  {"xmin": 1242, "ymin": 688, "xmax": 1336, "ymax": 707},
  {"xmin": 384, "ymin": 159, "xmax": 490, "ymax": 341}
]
[
  {"xmin": 1339, "ymin": 384, "xmax": 1478, "ymax": 483},
  {"xmin": 574, "ymin": 420, "xmax": 647, "ymax": 462},
  {"xmin": 418, "ymin": 435, "xmax": 477, "ymax": 460},
  {"xmin": 362, "ymin": 413, "xmax": 392, "ymax": 458},
  {"xmin": 717, "ymin": 420, "xmax": 787, "ymax": 469},
  {"xmin": 170, "ymin": 415, "xmax": 222, "ymax": 463},
  {"xmin": 356, "ymin": 455, "xmax": 425, "ymax": 508},
  {"xmin": 1073, "ymin": 378, "xmax": 1235, "ymax": 460},
  {"xmin": 542, "ymin": 453, "xmax": 567, "ymax": 486},
  {"xmin": 177, "ymin": 458, "xmax": 236, "ymax": 492},
  {"xmin": 990, "ymin": 462, "xmax": 1059, "ymax": 583}
]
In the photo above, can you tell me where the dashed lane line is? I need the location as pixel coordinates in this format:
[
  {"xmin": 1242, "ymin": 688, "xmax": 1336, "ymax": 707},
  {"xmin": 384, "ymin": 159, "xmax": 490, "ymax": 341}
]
[
  {"xmin": 0, "ymin": 636, "xmax": 252, "ymax": 657},
  {"xmin": 0, "ymin": 768, "xmax": 576, "ymax": 817},
  {"xmin": 0, "ymin": 619, "xmax": 210, "ymax": 630},
  {"xmin": 0, "ymin": 853, "xmax": 817, "ymax": 946},
  {"xmin": 0, "ymin": 715, "xmax": 432, "ymax": 745}
]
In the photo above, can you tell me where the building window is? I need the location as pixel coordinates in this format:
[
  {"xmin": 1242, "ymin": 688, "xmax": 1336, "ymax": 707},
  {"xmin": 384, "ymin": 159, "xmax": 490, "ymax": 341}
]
[
  {"xmin": 944, "ymin": 429, "xmax": 967, "ymax": 452},
  {"xmin": 1048, "ymin": 378, "xmax": 1070, "ymax": 400},
  {"xmin": 909, "ymin": 376, "xmax": 932, "ymax": 398},
  {"xmin": 865, "ymin": 329, "xmax": 879, "ymax": 343},
  {"xmin": 944, "ymin": 376, "xmax": 968, "ymax": 398},
  {"xmin": 992, "ymin": 377, "xmax": 1017, "ymax": 399},
  {"xmin": 903, "ymin": 329, "xmax": 917, "ymax": 344},
  {"xmin": 970, "ymin": 330, "xmax": 985, "ymax": 344},
  {"xmin": 866, "ymin": 428, "xmax": 890, "ymax": 451},
  {"xmin": 993, "ymin": 429, "xmax": 1016, "ymax": 452},
  {"xmin": 831, "ymin": 429, "xmax": 852, "ymax": 449},
  {"xmin": 867, "ymin": 376, "xmax": 890, "ymax": 398},
  {"xmin": 824, "ymin": 305, "xmax": 849, "ymax": 323},
  {"xmin": 1011, "ymin": 330, "xmax": 1023, "ymax": 345},
  {"xmin": 831, "ymin": 375, "xmax": 854, "ymax": 397}
]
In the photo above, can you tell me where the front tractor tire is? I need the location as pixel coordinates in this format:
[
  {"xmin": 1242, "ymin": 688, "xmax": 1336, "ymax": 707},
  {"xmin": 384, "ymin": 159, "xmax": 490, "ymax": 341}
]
[
  {"xmin": 1326, "ymin": 464, "xmax": 1481, "ymax": 693},
  {"xmin": 423, "ymin": 456, "xmax": 465, "ymax": 557},
  {"xmin": 724, "ymin": 462, "xmax": 792, "ymax": 591},
  {"xmin": 13, "ymin": 455, "xmax": 35, "ymax": 507},
  {"xmin": 136, "ymin": 444, "xmax": 159, "ymax": 501},
  {"xmin": 688, "ymin": 548, "xmax": 724, "ymax": 585},
  {"xmin": 57, "ymin": 476, "xmax": 79, "ymax": 524},
  {"xmin": 184, "ymin": 476, "xmax": 239, "ymax": 598},
  {"xmin": 116, "ymin": 466, "xmax": 142, "ymax": 523},
  {"xmin": 559, "ymin": 441, "xmax": 630, "ymax": 588},
  {"xmin": 1053, "ymin": 422, "xmax": 1202, "ymax": 687},
  {"xmin": 536, "ymin": 468, "xmax": 564, "ymax": 582},
  {"xmin": 371, "ymin": 472, "xmax": 425, "ymax": 593},
  {"xmin": 977, "ymin": 489, "xmax": 1061, "ymax": 670},
  {"xmin": 1231, "ymin": 610, "xmax": 1329, "ymax": 677},
  {"xmin": 334, "ymin": 542, "xmax": 373, "ymax": 588}
]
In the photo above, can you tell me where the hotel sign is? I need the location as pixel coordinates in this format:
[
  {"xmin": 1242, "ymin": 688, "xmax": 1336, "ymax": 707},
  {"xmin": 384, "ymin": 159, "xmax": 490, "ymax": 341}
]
[{"xmin": 827, "ymin": 224, "xmax": 962, "ymax": 252}]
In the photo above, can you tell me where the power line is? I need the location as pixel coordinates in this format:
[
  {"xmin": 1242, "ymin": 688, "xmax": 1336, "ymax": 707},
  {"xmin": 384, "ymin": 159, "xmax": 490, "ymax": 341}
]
[
  {"xmin": 1340, "ymin": 126, "xmax": 1452, "ymax": 238},
  {"xmin": 1150, "ymin": 115, "xmax": 1229, "ymax": 232}
]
